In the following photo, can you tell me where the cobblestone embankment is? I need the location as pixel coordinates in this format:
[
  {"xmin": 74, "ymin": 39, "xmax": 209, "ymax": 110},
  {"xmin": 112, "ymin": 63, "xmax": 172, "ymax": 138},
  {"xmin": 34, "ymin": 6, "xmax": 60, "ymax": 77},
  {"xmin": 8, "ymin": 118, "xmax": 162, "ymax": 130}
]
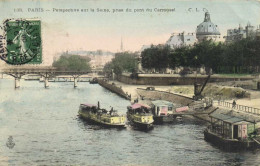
[{"xmin": 136, "ymin": 88, "xmax": 193, "ymax": 105}]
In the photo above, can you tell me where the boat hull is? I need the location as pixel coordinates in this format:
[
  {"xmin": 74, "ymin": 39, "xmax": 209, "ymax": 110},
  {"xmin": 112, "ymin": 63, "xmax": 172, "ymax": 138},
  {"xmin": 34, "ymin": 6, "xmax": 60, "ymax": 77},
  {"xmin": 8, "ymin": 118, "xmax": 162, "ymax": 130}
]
[
  {"xmin": 153, "ymin": 115, "xmax": 175, "ymax": 124},
  {"xmin": 127, "ymin": 114, "xmax": 153, "ymax": 131},
  {"xmin": 130, "ymin": 120, "xmax": 153, "ymax": 131},
  {"xmin": 204, "ymin": 129, "xmax": 257, "ymax": 151},
  {"xmin": 89, "ymin": 81, "xmax": 98, "ymax": 84}
]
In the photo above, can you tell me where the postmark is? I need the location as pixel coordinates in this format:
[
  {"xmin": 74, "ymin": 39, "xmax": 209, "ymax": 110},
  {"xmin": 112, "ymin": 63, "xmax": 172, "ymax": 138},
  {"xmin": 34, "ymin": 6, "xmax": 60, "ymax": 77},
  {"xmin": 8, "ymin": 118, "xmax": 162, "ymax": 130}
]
[{"xmin": 0, "ymin": 19, "xmax": 42, "ymax": 65}]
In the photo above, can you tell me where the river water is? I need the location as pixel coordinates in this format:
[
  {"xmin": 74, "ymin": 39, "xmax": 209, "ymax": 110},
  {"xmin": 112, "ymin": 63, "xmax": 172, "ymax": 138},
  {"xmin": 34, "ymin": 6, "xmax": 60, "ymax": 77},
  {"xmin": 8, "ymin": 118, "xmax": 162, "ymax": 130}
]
[{"xmin": 0, "ymin": 79, "xmax": 260, "ymax": 166}]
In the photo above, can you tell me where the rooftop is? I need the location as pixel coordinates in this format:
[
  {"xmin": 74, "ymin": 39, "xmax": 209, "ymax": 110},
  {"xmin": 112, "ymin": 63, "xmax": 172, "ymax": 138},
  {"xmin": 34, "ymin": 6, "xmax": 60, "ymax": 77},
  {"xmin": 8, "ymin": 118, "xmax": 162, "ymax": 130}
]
[
  {"xmin": 196, "ymin": 12, "xmax": 220, "ymax": 36},
  {"xmin": 210, "ymin": 108, "xmax": 260, "ymax": 123}
]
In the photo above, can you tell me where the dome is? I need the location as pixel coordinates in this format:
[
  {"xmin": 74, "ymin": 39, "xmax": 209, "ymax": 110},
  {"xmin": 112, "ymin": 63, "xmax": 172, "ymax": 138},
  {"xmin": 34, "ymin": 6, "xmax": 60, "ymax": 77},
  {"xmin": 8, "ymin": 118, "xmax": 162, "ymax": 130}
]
[{"xmin": 196, "ymin": 12, "xmax": 220, "ymax": 36}]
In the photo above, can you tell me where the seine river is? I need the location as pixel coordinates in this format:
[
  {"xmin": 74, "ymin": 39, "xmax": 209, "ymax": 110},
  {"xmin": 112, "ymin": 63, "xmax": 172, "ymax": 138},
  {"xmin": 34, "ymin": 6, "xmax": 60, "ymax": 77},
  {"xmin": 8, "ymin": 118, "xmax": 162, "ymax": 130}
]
[{"xmin": 0, "ymin": 79, "xmax": 260, "ymax": 166}]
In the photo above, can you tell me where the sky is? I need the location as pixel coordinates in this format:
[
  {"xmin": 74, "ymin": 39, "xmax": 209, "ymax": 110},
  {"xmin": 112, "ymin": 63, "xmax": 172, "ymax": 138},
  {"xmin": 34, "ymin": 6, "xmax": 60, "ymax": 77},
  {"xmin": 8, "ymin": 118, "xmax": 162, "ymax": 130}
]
[{"xmin": 0, "ymin": 0, "xmax": 260, "ymax": 65}]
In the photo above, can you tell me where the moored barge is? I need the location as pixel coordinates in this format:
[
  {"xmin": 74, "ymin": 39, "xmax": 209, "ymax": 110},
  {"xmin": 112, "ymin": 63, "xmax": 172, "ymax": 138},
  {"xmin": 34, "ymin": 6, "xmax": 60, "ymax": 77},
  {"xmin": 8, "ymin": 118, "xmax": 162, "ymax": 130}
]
[
  {"xmin": 78, "ymin": 102, "xmax": 126, "ymax": 128},
  {"xmin": 204, "ymin": 108, "xmax": 260, "ymax": 150},
  {"xmin": 151, "ymin": 100, "xmax": 189, "ymax": 124},
  {"xmin": 127, "ymin": 103, "xmax": 154, "ymax": 130}
]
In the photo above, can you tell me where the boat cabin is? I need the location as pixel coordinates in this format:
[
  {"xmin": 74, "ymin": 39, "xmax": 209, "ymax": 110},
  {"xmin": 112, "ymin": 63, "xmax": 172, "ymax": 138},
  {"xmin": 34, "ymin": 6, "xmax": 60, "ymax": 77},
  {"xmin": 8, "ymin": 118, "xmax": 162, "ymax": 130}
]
[
  {"xmin": 127, "ymin": 103, "xmax": 151, "ymax": 115},
  {"xmin": 209, "ymin": 109, "xmax": 260, "ymax": 140},
  {"xmin": 151, "ymin": 100, "xmax": 174, "ymax": 116},
  {"xmin": 80, "ymin": 104, "xmax": 98, "ymax": 113}
]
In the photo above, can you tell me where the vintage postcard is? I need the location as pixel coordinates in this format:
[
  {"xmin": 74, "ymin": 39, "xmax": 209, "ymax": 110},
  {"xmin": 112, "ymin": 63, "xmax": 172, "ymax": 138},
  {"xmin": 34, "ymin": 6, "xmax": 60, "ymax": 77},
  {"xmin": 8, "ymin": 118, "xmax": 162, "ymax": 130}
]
[{"xmin": 0, "ymin": 0, "xmax": 260, "ymax": 165}]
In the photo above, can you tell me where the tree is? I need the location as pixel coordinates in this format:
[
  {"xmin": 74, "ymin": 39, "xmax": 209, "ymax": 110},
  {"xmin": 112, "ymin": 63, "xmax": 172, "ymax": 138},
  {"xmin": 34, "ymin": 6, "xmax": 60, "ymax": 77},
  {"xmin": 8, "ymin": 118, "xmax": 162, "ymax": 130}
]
[
  {"xmin": 141, "ymin": 45, "xmax": 170, "ymax": 72},
  {"xmin": 140, "ymin": 38, "xmax": 260, "ymax": 74},
  {"xmin": 52, "ymin": 55, "xmax": 91, "ymax": 71},
  {"xmin": 169, "ymin": 46, "xmax": 191, "ymax": 69},
  {"xmin": 141, "ymin": 45, "xmax": 155, "ymax": 69},
  {"xmin": 103, "ymin": 62, "xmax": 113, "ymax": 77},
  {"xmin": 191, "ymin": 40, "xmax": 224, "ymax": 73},
  {"xmin": 103, "ymin": 52, "xmax": 138, "ymax": 75},
  {"xmin": 222, "ymin": 38, "xmax": 259, "ymax": 73}
]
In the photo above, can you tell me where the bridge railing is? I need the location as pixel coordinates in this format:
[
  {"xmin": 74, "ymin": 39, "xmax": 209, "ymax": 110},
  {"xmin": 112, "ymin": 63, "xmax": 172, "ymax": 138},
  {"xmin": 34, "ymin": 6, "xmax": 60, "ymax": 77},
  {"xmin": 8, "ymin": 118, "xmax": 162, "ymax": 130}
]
[
  {"xmin": 218, "ymin": 100, "xmax": 260, "ymax": 115},
  {"xmin": 0, "ymin": 69, "xmax": 92, "ymax": 74}
]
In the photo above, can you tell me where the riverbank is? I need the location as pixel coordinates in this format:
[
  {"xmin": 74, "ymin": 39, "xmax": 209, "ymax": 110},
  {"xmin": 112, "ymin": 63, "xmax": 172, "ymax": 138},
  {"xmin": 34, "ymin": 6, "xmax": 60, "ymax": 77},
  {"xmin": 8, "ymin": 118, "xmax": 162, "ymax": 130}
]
[
  {"xmin": 101, "ymin": 79, "xmax": 260, "ymax": 124},
  {"xmin": 120, "ymin": 81, "xmax": 260, "ymax": 109},
  {"xmin": 118, "ymin": 73, "xmax": 259, "ymax": 86}
]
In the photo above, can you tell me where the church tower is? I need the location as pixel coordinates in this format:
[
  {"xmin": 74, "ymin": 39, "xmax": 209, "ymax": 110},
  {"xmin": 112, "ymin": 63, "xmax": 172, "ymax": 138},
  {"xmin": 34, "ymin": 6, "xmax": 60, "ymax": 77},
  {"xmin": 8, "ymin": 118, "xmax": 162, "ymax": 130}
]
[{"xmin": 120, "ymin": 37, "xmax": 124, "ymax": 52}]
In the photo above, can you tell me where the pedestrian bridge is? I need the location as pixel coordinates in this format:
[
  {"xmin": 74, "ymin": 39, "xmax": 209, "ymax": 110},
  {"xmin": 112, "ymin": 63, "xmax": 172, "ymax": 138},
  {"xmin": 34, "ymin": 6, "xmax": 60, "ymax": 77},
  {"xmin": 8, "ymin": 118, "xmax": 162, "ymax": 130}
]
[{"xmin": 0, "ymin": 67, "xmax": 104, "ymax": 88}]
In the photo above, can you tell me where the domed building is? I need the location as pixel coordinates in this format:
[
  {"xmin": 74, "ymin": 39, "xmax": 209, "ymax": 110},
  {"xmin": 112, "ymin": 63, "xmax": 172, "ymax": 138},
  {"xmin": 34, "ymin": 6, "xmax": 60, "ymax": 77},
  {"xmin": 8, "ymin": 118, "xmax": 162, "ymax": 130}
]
[{"xmin": 196, "ymin": 12, "xmax": 221, "ymax": 42}]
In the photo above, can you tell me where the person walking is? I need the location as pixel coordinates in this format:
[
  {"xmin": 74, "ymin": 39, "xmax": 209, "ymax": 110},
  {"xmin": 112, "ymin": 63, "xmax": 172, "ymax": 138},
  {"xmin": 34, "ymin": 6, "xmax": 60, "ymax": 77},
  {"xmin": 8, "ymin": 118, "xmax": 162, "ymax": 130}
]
[{"xmin": 232, "ymin": 100, "xmax": 236, "ymax": 109}]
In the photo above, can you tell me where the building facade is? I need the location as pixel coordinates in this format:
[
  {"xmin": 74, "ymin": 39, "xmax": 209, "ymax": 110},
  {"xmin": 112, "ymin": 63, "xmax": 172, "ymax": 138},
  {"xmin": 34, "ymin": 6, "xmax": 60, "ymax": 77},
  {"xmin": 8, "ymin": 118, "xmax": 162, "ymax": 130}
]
[
  {"xmin": 225, "ymin": 24, "xmax": 260, "ymax": 43},
  {"xmin": 165, "ymin": 32, "xmax": 196, "ymax": 49}
]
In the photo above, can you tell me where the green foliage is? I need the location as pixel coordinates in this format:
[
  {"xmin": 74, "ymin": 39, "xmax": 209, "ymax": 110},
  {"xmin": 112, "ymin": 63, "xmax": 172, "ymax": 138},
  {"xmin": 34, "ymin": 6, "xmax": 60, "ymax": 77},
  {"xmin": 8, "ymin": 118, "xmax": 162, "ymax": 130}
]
[
  {"xmin": 169, "ymin": 46, "xmax": 192, "ymax": 68},
  {"xmin": 191, "ymin": 40, "xmax": 225, "ymax": 73},
  {"xmin": 141, "ymin": 38, "xmax": 260, "ymax": 74},
  {"xmin": 103, "ymin": 62, "xmax": 113, "ymax": 77},
  {"xmin": 141, "ymin": 45, "xmax": 170, "ymax": 71},
  {"xmin": 52, "ymin": 55, "xmax": 91, "ymax": 71},
  {"xmin": 221, "ymin": 38, "xmax": 260, "ymax": 73},
  {"xmin": 103, "ymin": 52, "xmax": 138, "ymax": 76}
]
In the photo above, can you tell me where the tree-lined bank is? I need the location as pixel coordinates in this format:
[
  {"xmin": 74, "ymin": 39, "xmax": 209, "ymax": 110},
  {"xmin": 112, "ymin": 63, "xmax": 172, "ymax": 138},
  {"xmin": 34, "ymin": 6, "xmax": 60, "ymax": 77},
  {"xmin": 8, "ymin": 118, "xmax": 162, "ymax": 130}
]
[{"xmin": 141, "ymin": 38, "xmax": 260, "ymax": 74}]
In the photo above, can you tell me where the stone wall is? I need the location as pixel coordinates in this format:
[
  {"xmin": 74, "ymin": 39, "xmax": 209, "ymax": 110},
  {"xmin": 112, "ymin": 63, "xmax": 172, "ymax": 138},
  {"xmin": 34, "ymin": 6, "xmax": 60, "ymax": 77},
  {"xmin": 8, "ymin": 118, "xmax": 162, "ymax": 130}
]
[
  {"xmin": 98, "ymin": 79, "xmax": 130, "ymax": 100},
  {"xmin": 118, "ymin": 74, "xmax": 253, "ymax": 85},
  {"xmin": 137, "ymin": 88, "xmax": 193, "ymax": 106}
]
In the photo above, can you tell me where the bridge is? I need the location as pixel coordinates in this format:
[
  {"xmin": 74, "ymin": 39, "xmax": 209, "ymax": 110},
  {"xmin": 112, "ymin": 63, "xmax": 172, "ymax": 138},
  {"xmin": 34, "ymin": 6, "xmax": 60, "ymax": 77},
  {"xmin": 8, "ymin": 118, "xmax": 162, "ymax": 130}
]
[{"xmin": 0, "ymin": 67, "xmax": 103, "ymax": 88}]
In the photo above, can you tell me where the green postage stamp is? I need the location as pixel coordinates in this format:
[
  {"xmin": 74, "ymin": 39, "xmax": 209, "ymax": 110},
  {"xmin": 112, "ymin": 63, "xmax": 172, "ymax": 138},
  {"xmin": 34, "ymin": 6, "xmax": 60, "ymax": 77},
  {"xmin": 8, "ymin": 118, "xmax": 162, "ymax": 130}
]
[{"xmin": 4, "ymin": 19, "xmax": 42, "ymax": 64}]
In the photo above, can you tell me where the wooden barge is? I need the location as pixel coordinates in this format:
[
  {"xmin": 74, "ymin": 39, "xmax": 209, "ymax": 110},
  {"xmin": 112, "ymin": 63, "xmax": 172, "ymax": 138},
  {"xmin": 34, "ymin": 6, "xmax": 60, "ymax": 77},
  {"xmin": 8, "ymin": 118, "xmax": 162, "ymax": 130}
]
[{"xmin": 204, "ymin": 108, "xmax": 260, "ymax": 150}]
